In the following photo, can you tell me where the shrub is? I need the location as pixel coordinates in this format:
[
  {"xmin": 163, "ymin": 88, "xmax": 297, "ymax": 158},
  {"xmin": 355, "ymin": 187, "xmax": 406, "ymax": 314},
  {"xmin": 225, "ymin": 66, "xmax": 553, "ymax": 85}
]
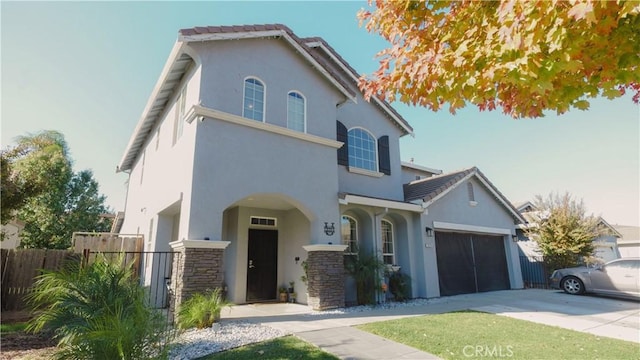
[
  {"xmin": 344, "ymin": 249, "xmax": 387, "ymax": 306},
  {"xmin": 177, "ymin": 288, "xmax": 231, "ymax": 329},
  {"xmin": 26, "ymin": 254, "xmax": 168, "ymax": 360},
  {"xmin": 388, "ymin": 272, "xmax": 411, "ymax": 302}
]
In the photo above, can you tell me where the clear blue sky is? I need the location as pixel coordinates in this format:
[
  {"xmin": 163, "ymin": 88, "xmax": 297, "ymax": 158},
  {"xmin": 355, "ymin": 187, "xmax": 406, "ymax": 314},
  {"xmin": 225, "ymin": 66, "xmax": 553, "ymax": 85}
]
[{"xmin": 2, "ymin": 1, "xmax": 639, "ymax": 226}]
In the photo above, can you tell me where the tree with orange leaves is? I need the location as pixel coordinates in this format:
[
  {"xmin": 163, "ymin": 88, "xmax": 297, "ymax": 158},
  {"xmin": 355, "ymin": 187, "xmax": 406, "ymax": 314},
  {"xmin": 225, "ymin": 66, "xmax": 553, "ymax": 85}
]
[{"xmin": 358, "ymin": 0, "xmax": 640, "ymax": 118}]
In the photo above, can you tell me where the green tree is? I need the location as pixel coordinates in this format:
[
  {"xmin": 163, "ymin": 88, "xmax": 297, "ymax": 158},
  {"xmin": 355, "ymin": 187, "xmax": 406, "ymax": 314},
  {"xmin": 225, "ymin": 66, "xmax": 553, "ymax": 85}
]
[
  {"xmin": 525, "ymin": 192, "xmax": 606, "ymax": 271},
  {"xmin": 19, "ymin": 169, "xmax": 112, "ymax": 249},
  {"xmin": 2, "ymin": 130, "xmax": 112, "ymax": 248},
  {"xmin": 358, "ymin": 0, "xmax": 640, "ymax": 118},
  {"xmin": 1, "ymin": 131, "xmax": 71, "ymax": 224}
]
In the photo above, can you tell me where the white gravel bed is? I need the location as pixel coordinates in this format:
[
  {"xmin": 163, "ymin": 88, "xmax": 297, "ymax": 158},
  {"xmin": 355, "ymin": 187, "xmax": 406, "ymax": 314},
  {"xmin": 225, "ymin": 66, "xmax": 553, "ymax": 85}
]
[{"xmin": 169, "ymin": 320, "xmax": 287, "ymax": 360}]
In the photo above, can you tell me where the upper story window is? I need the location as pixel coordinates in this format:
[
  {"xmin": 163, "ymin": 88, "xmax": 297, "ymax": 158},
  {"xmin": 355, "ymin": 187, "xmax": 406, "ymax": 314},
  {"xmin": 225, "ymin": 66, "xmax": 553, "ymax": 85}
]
[
  {"xmin": 341, "ymin": 215, "xmax": 358, "ymax": 255},
  {"xmin": 347, "ymin": 128, "xmax": 377, "ymax": 171},
  {"xmin": 287, "ymin": 91, "xmax": 306, "ymax": 132},
  {"xmin": 243, "ymin": 77, "xmax": 265, "ymax": 121},
  {"xmin": 381, "ymin": 220, "xmax": 394, "ymax": 265}
]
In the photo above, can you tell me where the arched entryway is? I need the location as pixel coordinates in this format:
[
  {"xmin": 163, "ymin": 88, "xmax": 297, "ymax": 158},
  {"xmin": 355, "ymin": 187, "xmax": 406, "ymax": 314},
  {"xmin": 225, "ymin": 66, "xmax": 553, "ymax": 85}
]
[{"xmin": 221, "ymin": 193, "xmax": 315, "ymax": 304}]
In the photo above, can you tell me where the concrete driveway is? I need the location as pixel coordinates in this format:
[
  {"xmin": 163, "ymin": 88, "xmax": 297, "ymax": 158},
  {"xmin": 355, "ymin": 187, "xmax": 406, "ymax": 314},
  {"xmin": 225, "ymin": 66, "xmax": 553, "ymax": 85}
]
[{"xmin": 223, "ymin": 289, "xmax": 640, "ymax": 343}]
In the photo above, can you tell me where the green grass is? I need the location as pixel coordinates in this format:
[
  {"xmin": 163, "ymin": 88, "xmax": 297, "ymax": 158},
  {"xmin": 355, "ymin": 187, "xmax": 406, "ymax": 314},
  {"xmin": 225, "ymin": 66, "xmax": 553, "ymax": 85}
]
[
  {"xmin": 196, "ymin": 335, "xmax": 338, "ymax": 360},
  {"xmin": 357, "ymin": 311, "xmax": 640, "ymax": 360},
  {"xmin": 0, "ymin": 322, "xmax": 27, "ymax": 334}
]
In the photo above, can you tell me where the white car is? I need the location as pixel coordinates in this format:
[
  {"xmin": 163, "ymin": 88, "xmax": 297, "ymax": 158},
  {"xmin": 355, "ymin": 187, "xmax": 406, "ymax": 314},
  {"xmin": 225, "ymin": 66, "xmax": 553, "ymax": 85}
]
[{"xmin": 549, "ymin": 258, "xmax": 640, "ymax": 300}]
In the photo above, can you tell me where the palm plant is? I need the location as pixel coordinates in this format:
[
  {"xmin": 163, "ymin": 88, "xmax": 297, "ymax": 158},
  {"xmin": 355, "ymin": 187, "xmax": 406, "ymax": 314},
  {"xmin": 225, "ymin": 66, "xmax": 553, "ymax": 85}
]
[
  {"xmin": 177, "ymin": 288, "xmax": 231, "ymax": 329},
  {"xmin": 344, "ymin": 248, "xmax": 387, "ymax": 305},
  {"xmin": 26, "ymin": 255, "xmax": 168, "ymax": 360}
]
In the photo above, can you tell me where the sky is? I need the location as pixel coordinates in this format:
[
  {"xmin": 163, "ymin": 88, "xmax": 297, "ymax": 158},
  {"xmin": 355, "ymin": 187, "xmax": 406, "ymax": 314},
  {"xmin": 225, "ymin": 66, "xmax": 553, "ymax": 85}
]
[{"xmin": 2, "ymin": 1, "xmax": 639, "ymax": 227}]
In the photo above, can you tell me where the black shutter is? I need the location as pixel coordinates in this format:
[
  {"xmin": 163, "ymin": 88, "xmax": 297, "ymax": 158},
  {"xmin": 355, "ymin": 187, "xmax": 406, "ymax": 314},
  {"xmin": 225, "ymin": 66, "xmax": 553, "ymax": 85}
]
[
  {"xmin": 337, "ymin": 121, "xmax": 348, "ymax": 166},
  {"xmin": 378, "ymin": 135, "xmax": 391, "ymax": 175}
]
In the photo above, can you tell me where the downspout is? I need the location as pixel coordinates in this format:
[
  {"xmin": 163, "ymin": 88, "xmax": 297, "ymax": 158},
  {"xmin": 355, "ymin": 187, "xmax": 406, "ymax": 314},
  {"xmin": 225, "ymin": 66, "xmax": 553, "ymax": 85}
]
[{"xmin": 374, "ymin": 207, "xmax": 389, "ymax": 304}]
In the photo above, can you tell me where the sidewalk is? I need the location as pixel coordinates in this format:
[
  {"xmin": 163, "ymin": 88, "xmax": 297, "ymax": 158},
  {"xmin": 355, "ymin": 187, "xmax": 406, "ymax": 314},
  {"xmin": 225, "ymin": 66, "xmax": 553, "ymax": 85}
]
[
  {"xmin": 224, "ymin": 302, "xmax": 441, "ymax": 359},
  {"xmin": 221, "ymin": 289, "xmax": 640, "ymax": 359}
]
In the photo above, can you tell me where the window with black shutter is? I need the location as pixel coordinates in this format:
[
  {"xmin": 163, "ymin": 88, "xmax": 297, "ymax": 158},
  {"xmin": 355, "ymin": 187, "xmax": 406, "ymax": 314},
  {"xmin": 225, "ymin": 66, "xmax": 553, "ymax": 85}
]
[
  {"xmin": 336, "ymin": 120, "xmax": 348, "ymax": 166},
  {"xmin": 378, "ymin": 135, "xmax": 391, "ymax": 175}
]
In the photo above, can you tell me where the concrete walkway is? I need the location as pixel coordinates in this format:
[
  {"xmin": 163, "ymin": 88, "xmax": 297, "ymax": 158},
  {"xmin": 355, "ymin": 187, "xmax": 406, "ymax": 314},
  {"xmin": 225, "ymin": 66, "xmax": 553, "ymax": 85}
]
[{"xmin": 221, "ymin": 289, "xmax": 640, "ymax": 359}]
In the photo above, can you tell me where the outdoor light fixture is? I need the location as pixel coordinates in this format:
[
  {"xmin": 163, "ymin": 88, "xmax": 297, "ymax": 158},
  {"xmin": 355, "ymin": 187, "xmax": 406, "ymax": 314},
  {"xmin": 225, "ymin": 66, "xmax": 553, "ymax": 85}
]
[
  {"xmin": 512, "ymin": 234, "xmax": 518, "ymax": 242},
  {"xmin": 425, "ymin": 227, "xmax": 433, "ymax": 237},
  {"xmin": 295, "ymin": 256, "xmax": 300, "ymax": 264}
]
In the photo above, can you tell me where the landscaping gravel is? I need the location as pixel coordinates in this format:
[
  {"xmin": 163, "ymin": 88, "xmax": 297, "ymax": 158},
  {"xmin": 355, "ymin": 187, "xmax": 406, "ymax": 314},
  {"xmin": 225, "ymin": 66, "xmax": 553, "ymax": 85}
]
[
  {"xmin": 306, "ymin": 297, "xmax": 448, "ymax": 316},
  {"xmin": 169, "ymin": 320, "xmax": 288, "ymax": 360}
]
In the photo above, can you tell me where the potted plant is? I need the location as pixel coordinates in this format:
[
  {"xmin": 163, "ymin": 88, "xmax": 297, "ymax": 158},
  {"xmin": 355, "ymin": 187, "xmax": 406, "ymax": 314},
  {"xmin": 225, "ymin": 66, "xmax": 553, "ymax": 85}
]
[
  {"xmin": 288, "ymin": 281, "xmax": 295, "ymax": 294},
  {"xmin": 289, "ymin": 292, "xmax": 297, "ymax": 303},
  {"xmin": 278, "ymin": 286, "xmax": 288, "ymax": 302}
]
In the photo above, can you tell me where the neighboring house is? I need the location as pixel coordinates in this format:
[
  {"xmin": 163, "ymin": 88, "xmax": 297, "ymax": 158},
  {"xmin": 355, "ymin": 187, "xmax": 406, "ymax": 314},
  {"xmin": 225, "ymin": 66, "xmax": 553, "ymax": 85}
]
[
  {"xmin": 0, "ymin": 220, "xmax": 24, "ymax": 249},
  {"xmin": 515, "ymin": 203, "xmax": 621, "ymax": 263},
  {"xmin": 614, "ymin": 225, "xmax": 640, "ymax": 258},
  {"xmin": 116, "ymin": 24, "xmax": 525, "ymax": 310}
]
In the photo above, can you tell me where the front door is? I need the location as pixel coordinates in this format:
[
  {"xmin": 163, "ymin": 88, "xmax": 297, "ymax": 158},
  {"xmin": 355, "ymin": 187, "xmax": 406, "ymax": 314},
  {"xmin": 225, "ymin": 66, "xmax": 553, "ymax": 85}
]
[{"xmin": 246, "ymin": 229, "xmax": 278, "ymax": 302}]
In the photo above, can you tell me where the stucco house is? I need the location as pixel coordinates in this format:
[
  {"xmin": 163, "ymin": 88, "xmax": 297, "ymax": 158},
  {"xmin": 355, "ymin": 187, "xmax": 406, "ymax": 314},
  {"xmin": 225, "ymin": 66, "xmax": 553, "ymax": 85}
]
[
  {"xmin": 613, "ymin": 225, "xmax": 640, "ymax": 258},
  {"xmin": 117, "ymin": 24, "xmax": 525, "ymax": 310}
]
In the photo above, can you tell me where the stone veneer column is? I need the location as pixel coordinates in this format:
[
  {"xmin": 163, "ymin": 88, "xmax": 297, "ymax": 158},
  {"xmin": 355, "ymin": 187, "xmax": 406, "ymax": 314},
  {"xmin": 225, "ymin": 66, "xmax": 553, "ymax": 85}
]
[
  {"xmin": 169, "ymin": 239, "xmax": 230, "ymax": 313},
  {"xmin": 303, "ymin": 244, "xmax": 348, "ymax": 310}
]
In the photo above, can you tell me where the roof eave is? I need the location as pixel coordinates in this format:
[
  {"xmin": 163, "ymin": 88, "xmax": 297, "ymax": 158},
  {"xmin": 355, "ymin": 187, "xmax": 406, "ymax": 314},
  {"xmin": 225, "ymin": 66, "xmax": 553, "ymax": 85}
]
[{"xmin": 117, "ymin": 40, "xmax": 187, "ymax": 172}]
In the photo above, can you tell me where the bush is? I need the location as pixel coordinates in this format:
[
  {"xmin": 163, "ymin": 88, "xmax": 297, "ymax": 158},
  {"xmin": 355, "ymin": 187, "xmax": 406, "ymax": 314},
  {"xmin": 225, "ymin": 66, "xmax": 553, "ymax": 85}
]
[
  {"xmin": 177, "ymin": 288, "xmax": 232, "ymax": 329},
  {"xmin": 344, "ymin": 249, "xmax": 387, "ymax": 306},
  {"xmin": 26, "ymin": 254, "xmax": 169, "ymax": 360},
  {"xmin": 388, "ymin": 272, "xmax": 411, "ymax": 301}
]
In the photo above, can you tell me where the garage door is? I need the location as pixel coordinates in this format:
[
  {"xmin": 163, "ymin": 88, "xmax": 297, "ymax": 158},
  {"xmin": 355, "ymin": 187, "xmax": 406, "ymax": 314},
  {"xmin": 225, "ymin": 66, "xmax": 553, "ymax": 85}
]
[{"xmin": 435, "ymin": 232, "xmax": 510, "ymax": 296}]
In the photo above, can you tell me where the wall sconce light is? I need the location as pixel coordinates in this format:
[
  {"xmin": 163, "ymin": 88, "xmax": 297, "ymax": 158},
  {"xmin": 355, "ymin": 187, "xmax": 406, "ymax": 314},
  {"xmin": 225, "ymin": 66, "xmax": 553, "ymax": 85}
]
[
  {"xmin": 425, "ymin": 227, "xmax": 433, "ymax": 237},
  {"xmin": 512, "ymin": 234, "xmax": 518, "ymax": 242},
  {"xmin": 295, "ymin": 256, "xmax": 300, "ymax": 264}
]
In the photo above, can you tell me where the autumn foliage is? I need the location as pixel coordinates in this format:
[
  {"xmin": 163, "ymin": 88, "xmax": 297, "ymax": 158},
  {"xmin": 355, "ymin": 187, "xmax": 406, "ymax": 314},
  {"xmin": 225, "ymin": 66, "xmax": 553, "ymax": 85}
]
[{"xmin": 358, "ymin": 0, "xmax": 640, "ymax": 118}]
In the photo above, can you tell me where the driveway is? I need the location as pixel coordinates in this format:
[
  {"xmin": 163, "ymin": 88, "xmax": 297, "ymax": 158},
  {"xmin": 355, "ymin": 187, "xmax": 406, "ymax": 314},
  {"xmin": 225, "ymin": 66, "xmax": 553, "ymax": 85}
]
[{"xmin": 223, "ymin": 289, "xmax": 640, "ymax": 343}]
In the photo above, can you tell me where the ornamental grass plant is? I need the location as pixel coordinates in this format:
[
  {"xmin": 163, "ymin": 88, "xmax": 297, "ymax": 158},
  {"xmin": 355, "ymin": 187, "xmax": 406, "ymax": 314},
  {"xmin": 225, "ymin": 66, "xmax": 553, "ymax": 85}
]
[
  {"xmin": 26, "ymin": 254, "xmax": 169, "ymax": 360},
  {"xmin": 177, "ymin": 288, "xmax": 232, "ymax": 329}
]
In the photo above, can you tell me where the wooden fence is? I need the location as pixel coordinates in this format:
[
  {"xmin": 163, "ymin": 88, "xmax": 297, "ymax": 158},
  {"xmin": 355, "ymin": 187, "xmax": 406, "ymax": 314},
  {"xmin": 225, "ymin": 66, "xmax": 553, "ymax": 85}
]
[
  {"xmin": 1, "ymin": 249, "xmax": 77, "ymax": 311},
  {"xmin": 73, "ymin": 232, "xmax": 144, "ymax": 276},
  {"xmin": 0, "ymin": 233, "xmax": 144, "ymax": 311}
]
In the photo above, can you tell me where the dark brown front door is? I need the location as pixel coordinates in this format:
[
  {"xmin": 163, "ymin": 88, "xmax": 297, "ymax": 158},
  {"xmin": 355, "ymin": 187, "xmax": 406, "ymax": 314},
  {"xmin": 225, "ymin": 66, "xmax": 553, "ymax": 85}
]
[{"xmin": 246, "ymin": 229, "xmax": 278, "ymax": 302}]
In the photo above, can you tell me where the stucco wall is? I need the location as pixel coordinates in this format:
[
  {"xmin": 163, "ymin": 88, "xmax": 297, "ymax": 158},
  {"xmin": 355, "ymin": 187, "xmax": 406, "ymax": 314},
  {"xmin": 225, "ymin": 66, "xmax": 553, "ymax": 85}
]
[
  {"xmin": 188, "ymin": 117, "xmax": 340, "ymax": 243},
  {"xmin": 337, "ymin": 93, "xmax": 406, "ymax": 201},
  {"xmin": 190, "ymin": 38, "xmax": 343, "ymax": 140},
  {"xmin": 120, "ymin": 65, "xmax": 201, "ymax": 244}
]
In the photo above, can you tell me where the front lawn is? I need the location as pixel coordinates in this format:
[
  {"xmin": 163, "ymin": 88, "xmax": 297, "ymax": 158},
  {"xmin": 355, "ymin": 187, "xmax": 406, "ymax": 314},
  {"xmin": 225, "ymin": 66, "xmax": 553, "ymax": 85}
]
[
  {"xmin": 357, "ymin": 310, "xmax": 640, "ymax": 360},
  {"xmin": 197, "ymin": 335, "xmax": 338, "ymax": 360},
  {"xmin": 0, "ymin": 321, "xmax": 27, "ymax": 334}
]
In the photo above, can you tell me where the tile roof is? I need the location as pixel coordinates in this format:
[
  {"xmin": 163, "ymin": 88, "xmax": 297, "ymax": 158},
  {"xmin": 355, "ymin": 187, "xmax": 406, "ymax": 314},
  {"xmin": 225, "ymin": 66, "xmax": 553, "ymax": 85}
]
[
  {"xmin": 404, "ymin": 167, "xmax": 476, "ymax": 202},
  {"xmin": 404, "ymin": 167, "xmax": 524, "ymax": 223}
]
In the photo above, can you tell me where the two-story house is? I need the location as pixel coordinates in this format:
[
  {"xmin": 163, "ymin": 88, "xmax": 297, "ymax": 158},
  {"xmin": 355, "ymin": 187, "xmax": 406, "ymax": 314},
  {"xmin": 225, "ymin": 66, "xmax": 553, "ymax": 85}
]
[{"xmin": 117, "ymin": 24, "xmax": 525, "ymax": 310}]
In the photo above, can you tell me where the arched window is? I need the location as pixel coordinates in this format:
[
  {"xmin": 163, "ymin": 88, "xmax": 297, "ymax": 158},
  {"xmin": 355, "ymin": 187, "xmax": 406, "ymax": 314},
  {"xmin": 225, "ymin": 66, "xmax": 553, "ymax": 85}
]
[
  {"xmin": 347, "ymin": 128, "xmax": 377, "ymax": 171},
  {"xmin": 341, "ymin": 215, "xmax": 358, "ymax": 255},
  {"xmin": 243, "ymin": 77, "xmax": 265, "ymax": 121},
  {"xmin": 287, "ymin": 91, "xmax": 306, "ymax": 132},
  {"xmin": 381, "ymin": 220, "xmax": 394, "ymax": 265}
]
